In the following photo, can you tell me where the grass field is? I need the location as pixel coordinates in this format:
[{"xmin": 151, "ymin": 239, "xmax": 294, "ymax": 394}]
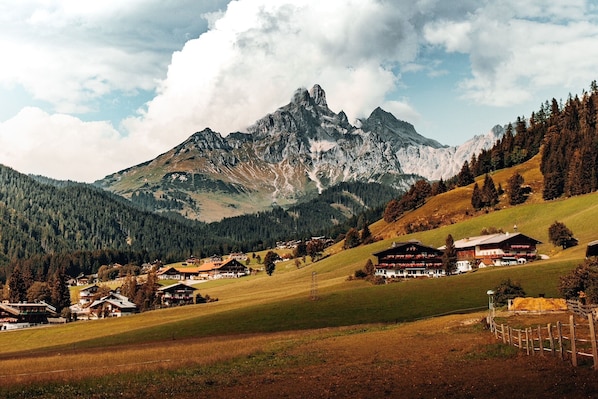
[{"xmin": 3, "ymin": 161, "xmax": 598, "ymax": 397}]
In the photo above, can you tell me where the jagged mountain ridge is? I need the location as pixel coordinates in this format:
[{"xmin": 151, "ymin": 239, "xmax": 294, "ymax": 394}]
[{"xmin": 96, "ymin": 84, "xmax": 501, "ymax": 222}]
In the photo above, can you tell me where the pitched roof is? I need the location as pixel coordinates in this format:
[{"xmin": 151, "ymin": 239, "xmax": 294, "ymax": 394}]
[
  {"xmin": 89, "ymin": 292, "xmax": 137, "ymax": 310},
  {"xmin": 452, "ymin": 232, "xmax": 541, "ymax": 249},
  {"xmin": 158, "ymin": 282, "xmax": 198, "ymax": 292}
]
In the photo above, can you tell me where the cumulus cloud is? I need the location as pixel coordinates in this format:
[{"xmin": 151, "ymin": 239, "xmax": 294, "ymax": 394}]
[
  {"xmin": 122, "ymin": 0, "xmax": 442, "ymax": 150},
  {"xmin": 2, "ymin": 0, "xmax": 598, "ymax": 182},
  {"xmin": 424, "ymin": 0, "xmax": 598, "ymax": 106},
  {"xmin": 0, "ymin": 107, "xmax": 135, "ymax": 182},
  {"xmin": 0, "ymin": 0, "xmax": 227, "ymax": 113}
]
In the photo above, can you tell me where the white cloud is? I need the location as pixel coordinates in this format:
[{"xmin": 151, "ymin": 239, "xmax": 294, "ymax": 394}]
[
  {"xmin": 0, "ymin": 0, "xmax": 227, "ymax": 114},
  {"xmin": 424, "ymin": 0, "xmax": 598, "ymax": 106},
  {"xmin": 0, "ymin": 107, "xmax": 139, "ymax": 182},
  {"xmin": 122, "ymin": 0, "xmax": 431, "ymax": 150},
  {"xmin": 2, "ymin": 0, "xmax": 598, "ymax": 182}
]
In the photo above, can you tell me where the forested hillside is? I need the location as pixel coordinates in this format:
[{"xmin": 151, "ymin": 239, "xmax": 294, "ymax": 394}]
[{"xmin": 0, "ymin": 166, "xmax": 396, "ymax": 282}]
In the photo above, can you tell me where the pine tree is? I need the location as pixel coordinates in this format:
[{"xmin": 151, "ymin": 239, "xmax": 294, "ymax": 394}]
[
  {"xmin": 360, "ymin": 223, "xmax": 372, "ymax": 244},
  {"xmin": 457, "ymin": 161, "xmax": 475, "ymax": 187},
  {"xmin": 344, "ymin": 228, "xmax": 361, "ymax": 249},
  {"xmin": 442, "ymin": 234, "xmax": 457, "ymax": 276},
  {"xmin": 50, "ymin": 270, "xmax": 72, "ymax": 312},
  {"xmin": 471, "ymin": 182, "xmax": 483, "ymax": 210},
  {"xmin": 507, "ymin": 171, "xmax": 525, "ymax": 205},
  {"xmin": 7, "ymin": 265, "xmax": 27, "ymax": 303},
  {"xmin": 481, "ymin": 174, "xmax": 499, "ymax": 207}
]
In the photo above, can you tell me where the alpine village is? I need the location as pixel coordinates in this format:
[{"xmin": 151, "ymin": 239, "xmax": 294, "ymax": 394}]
[{"xmin": 3, "ymin": 82, "xmax": 598, "ymax": 398}]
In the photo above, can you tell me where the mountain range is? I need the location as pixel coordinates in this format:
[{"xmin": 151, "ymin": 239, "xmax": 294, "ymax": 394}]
[{"xmin": 95, "ymin": 84, "xmax": 502, "ymax": 222}]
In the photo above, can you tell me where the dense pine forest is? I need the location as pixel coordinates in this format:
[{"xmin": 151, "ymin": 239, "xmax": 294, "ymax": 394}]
[{"xmin": 0, "ymin": 166, "xmax": 395, "ymax": 282}]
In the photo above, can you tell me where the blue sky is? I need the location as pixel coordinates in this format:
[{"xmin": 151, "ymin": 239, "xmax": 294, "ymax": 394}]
[{"xmin": 1, "ymin": 0, "xmax": 597, "ymax": 182}]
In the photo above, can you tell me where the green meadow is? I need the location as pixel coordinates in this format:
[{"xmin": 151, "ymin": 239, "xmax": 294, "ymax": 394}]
[{"xmin": 2, "ymin": 191, "xmax": 596, "ymax": 356}]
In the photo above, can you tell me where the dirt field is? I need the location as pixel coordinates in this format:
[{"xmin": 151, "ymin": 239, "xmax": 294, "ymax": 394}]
[{"xmin": 3, "ymin": 312, "xmax": 598, "ymax": 398}]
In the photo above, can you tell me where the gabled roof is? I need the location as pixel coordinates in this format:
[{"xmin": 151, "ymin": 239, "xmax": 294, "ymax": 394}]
[
  {"xmin": 452, "ymin": 232, "xmax": 541, "ymax": 249},
  {"xmin": 197, "ymin": 258, "xmax": 246, "ymax": 272},
  {"xmin": 89, "ymin": 292, "xmax": 137, "ymax": 310},
  {"xmin": 373, "ymin": 240, "xmax": 443, "ymax": 257},
  {"xmin": 158, "ymin": 282, "xmax": 198, "ymax": 292}
]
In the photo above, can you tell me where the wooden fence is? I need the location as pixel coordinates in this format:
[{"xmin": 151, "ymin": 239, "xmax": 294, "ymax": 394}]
[
  {"xmin": 489, "ymin": 313, "xmax": 598, "ymax": 370},
  {"xmin": 566, "ymin": 299, "xmax": 598, "ymax": 317}
]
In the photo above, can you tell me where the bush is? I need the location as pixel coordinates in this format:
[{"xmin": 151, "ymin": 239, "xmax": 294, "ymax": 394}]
[{"xmin": 493, "ymin": 278, "xmax": 525, "ymax": 307}]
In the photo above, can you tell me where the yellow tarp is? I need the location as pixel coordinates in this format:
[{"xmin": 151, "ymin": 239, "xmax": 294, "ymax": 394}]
[{"xmin": 510, "ymin": 297, "xmax": 567, "ymax": 312}]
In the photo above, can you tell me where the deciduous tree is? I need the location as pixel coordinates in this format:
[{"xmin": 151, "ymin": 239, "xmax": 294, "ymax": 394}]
[
  {"xmin": 264, "ymin": 251, "xmax": 278, "ymax": 276},
  {"xmin": 548, "ymin": 221, "xmax": 576, "ymax": 249}
]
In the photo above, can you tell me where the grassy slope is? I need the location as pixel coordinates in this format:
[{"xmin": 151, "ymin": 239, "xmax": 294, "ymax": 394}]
[{"xmin": 3, "ymin": 155, "xmax": 596, "ymax": 356}]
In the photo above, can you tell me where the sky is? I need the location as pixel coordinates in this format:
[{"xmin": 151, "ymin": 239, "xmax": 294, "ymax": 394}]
[{"xmin": 1, "ymin": 0, "xmax": 598, "ymax": 182}]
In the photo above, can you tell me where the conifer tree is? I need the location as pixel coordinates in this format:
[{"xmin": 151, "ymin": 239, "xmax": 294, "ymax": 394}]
[
  {"xmin": 471, "ymin": 182, "xmax": 483, "ymax": 210},
  {"xmin": 507, "ymin": 171, "xmax": 525, "ymax": 205},
  {"xmin": 442, "ymin": 234, "xmax": 457, "ymax": 276},
  {"xmin": 481, "ymin": 174, "xmax": 499, "ymax": 207},
  {"xmin": 50, "ymin": 270, "xmax": 72, "ymax": 312},
  {"xmin": 344, "ymin": 228, "xmax": 361, "ymax": 249},
  {"xmin": 457, "ymin": 161, "xmax": 474, "ymax": 186},
  {"xmin": 8, "ymin": 265, "xmax": 27, "ymax": 303},
  {"xmin": 360, "ymin": 223, "xmax": 372, "ymax": 244}
]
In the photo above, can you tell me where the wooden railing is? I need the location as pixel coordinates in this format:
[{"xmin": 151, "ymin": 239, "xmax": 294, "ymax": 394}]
[
  {"xmin": 566, "ymin": 299, "xmax": 598, "ymax": 317},
  {"xmin": 489, "ymin": 313, "xmax": 598, "ymax": 370}
]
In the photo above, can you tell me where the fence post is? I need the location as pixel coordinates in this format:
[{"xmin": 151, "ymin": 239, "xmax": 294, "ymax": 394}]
[
  {"xmin": 588, "ymin": 313, "xmax": 598, "ymax": 371},
  {"xmin": 529, "ymin": 327, "xmax": 535, "ymax": 356},
  {"xmin": 570, "ymin": 315, "xmax": 577, "ymax": 367},
  {"xmin": 537, "ymin": 325, "xmax": 544, "ymax": 356},
  {"xmin": 525, "ymin": 328, "xmax": 530, "ymax": 355},
  {"xmin": 557, "ymin": 321, "xmax": 564, "ymax": 360},
  {"xmin": 501, "ymin": 324, "xmax": 506, "ymax": 344},
  {"xmin": 547, "ymin": 323, "xmax": 555, "ymax": 355},
  {"xmin": 518, "ymin": 329, "xmax": 522, "ymax": 351},
  {"xmin": 508, "ymin": 327, "xmax": 513, "ymax": 346}
]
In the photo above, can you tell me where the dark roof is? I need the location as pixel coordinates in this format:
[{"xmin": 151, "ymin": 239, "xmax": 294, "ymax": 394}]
[{"xmin": 373, "ymin": 240, "xmax": 443, "ymax": 257}]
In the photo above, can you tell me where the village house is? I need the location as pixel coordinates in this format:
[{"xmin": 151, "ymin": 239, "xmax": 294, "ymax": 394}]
[
  {"xmin": 157, "ymin": 282, "xmax": 200, "ymax": 307},
  {"xmin": 157, "ymin": 258, "xmax": 249, "ymax": 280},
  {"xmin": 0, "ymin": 301, "xmax": 57, "ymax": 327},
  {"xmin": 452, "ymin": 232, "xmax": 541, "ymax": 268},
  {"xmin": 195, "ymin": 258, "xmax": 249, "ymax": 279},
  {"xmin": 373, "ymin": 240, "xmax": 445, "ymax": 278},
  {"xmin": 78, "ymin": 284, "xmax": 101, "ymax": 306},
  {"xmin": 87, "ymin": 292, "xmax": 137, "ymax": 318}
]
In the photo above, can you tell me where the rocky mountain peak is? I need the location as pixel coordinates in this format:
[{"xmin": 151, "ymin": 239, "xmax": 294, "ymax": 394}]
[{"xmin": 309, "ymin": 84, "xmax": 327, "ymax": 107}]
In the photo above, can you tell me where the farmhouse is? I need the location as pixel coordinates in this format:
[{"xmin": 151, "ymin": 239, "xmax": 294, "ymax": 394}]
[
  {"xmin": 373, "ymin": 240, "xmax": 445, "ymax": 278},
  {"xmin": 78, "ymin": 284, "xmax": 101, "ymax": 306},
  {"xmin": 88, "ymin": 292, "xmax": 137, "ymax": 318},
  {"xmin": 157, "ymin": 282, "xmax": 199, "ymax": 307},
  {"xmin": 195, "ymin": 258, "xmax": 249, "ymax": 279},
  {"xmin": 452, "ymin": 232, "xmax": 541, "ymax": 267},
  {"xmin": 156, "ymin": 266, "xmax": 202, "ymax": 280},
  {"xmin": 0, "ymin": 301, "xmax": 56, "ymax": 325},
  {"xmin": 157, "ymin": 258, "xmax": 249, "ymax": 280}
]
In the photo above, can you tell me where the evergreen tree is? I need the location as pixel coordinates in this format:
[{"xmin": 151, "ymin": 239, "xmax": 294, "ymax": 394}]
[
  {"xmin": 481, "ymin": 174, "xmax": 499, "ymax": 207},
  {"xmin": 507, "ymin": 171, "xmax": 525, "ymax": 205},
  {"xmin": 7, "ymin": 265, "xmax": 27, "ymax": 303},
  {"xmin": 264, "ymin": 251, "xmax": 278, "ymax": 276},
  {"xmin": 457, "ymin": 161, "xmax": 474, "ymax": 186},
  {"xmin": 50, "ymin": 270, "xmax": 72, "ymax": 312},
  {"xmin": 360, "ymin": 223, "xmax": 372, "ymax": 244},
  {"xmin": 344, "ymin": 228, "xmax": 361, "ymax": 249},
  {"xmin": 442, "ymin": 234, "xmax": 457, "ymax": 276},
  {"xmin": 471, "ymin": 182, "xmax": 483, "ymax": 210}
]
